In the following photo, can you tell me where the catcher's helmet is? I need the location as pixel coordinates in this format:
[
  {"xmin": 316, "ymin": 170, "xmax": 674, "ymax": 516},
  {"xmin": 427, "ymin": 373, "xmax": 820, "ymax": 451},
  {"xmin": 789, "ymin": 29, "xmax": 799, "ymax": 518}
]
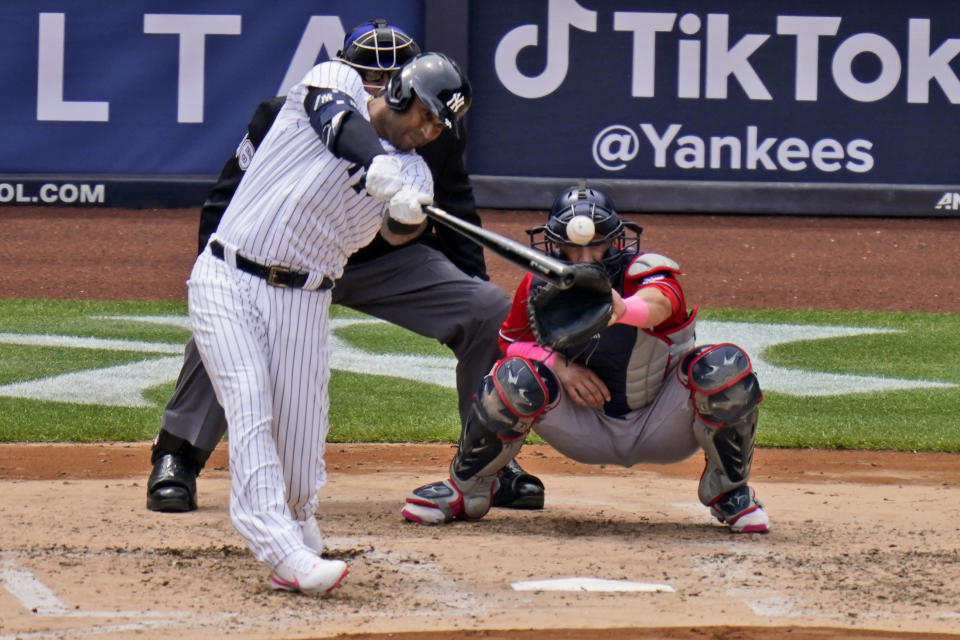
[
  {"xmin": 549, "ymin": 186, "xmax": 617, "ymax": 222},
  {"xmin": 337, "ymin": 18, "xmax": 420, "ymax": 74},
  {"xmin": 385, "ymin": 52, "xmax": 472, "ymax": 132},
  {"xmin": 528, "ymin": 186, "xmax": 643, "ymax": 262}
]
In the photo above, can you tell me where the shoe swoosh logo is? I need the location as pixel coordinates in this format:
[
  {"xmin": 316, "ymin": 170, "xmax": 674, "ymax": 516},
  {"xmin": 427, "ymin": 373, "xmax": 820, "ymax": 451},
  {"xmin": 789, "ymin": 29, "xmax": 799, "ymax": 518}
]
[{"xmin": 273, "ymin": 574, "xmax": 300, "ymax": 589}]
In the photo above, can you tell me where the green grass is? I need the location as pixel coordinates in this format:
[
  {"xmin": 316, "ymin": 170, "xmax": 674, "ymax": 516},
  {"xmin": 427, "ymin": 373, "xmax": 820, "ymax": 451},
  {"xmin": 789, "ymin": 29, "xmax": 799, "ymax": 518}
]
[
  {"xmin": 761, "ymin": 390, "xmax": 956, "ymax": 451},
  {"xmin": 0, "ymin": 397, "xmax": 160, "ymax": 442},
  {"xmin": 0, "ymin": 345, "xmax": 151, "ymax": 384},
  {"xmin": 0, "ymin": 299, "xmax": 189, "ymax": 342},
  {"xmin": 700, "ymin": 307, "xmax": 960, "ymax": 384},
  {"xmin": 0, "ymin": 299, "xmax": 958, "ymax": 452},
  {"xmin": 334, "ymin": 322, "xmax": 452, "ymax": 358},
  {"xmin": 328, "ymin": 371, "xmax": 459, "ymax": 442}
]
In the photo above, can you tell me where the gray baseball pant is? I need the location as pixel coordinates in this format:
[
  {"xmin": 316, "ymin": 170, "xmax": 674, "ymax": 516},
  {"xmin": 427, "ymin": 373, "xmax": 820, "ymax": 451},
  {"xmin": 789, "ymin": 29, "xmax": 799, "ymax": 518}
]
[{"xmin": 532, "ymin": 369, "xmax": 701, "ymax": 467}]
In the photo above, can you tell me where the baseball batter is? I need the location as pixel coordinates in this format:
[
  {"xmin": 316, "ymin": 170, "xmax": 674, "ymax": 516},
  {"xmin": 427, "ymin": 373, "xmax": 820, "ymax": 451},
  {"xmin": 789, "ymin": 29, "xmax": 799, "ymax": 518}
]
[
  {"xmin": 147, "ymin": 20, "xmax": 543, "ymax": 518},
  {"xmin": 189, "ymin": 52, "xmax": 472, "ymax": 594},
  {"xmin": 402, "ymin": 186, "xmax": 771, "ymax": 534}
]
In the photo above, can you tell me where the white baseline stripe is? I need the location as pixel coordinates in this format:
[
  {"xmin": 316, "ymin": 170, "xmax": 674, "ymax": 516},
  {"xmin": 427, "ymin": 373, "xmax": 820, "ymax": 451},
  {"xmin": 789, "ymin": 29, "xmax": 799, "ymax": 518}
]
[{"xmin": 0, "ymin": 332, "xmax": 182, "ymax": 354}]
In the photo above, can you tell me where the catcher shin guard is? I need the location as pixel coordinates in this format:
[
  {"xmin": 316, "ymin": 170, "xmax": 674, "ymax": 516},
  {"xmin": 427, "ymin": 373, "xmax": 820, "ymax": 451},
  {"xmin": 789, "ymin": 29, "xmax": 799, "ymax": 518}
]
[
  {"xmin": 402, "ymin": 358, "xmax": 558, "ymax": 524},
  {"xmin": 679, "ymin": 344, "xmax": 768, "ymax": 532}
]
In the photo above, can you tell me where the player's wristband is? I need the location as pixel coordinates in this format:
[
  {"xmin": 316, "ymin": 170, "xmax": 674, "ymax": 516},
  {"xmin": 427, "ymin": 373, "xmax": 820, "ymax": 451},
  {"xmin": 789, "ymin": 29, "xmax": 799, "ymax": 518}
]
[
  {"xmin": 385, "ymin": 217, "xmax": 424, "ymax": 235},
  {"xmin": 505, "ymin": 341, "xmax": 557, "ymax": 367},
  {"xmin": 616, "ymin": 295, "xmax": 651, "ymax": 327}
]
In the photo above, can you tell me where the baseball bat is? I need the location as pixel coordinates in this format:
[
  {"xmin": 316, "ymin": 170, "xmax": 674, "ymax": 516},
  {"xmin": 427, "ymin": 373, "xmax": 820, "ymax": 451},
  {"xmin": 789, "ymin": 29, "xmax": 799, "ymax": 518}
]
[{"xmin": 422, "ymin": 205, "xmax": 575, "ymax": 289}]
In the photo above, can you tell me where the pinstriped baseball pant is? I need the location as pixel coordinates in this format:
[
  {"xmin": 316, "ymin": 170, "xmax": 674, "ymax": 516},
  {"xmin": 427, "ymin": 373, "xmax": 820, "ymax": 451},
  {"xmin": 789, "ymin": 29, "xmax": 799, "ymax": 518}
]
[{"xmin": 188, "ymin": 249, "xmax": 329, "ymax": 570}]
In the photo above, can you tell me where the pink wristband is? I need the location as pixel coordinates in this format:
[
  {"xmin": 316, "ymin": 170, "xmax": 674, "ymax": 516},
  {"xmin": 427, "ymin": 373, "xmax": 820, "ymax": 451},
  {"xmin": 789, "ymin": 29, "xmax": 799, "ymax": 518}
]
[
  {"xmin": 505, "ymin": 341, "xmax": 557, "ymax": 367},
  {"xmin": 617, "ymin": 295, "xmax": 651, "ymax": 327}
]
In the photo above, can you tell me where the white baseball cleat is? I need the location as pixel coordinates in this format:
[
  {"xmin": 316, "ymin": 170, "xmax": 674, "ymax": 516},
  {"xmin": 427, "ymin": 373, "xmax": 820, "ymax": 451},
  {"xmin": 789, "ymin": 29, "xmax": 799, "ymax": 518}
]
[
  {"xmin": 299, "ymin": 517, "xmax": 324, "ymax": 553},
  {"xmin": 726, "ymin": 506, "xmax": 771, "ymax": 533},
  {"xmin": 269, "ymin": 556, "xmax": 348, "ymax": 595},
  {"xmin": 401, "ymin": 479, "xmax": 467, "ymax": 525},
  {"xmin": 709, "ymin": 485, "xmax": 771, "ymax": 534},
  {"xmin": 401, "ymin": 501, "xmax": 450, "ymax": 525}
]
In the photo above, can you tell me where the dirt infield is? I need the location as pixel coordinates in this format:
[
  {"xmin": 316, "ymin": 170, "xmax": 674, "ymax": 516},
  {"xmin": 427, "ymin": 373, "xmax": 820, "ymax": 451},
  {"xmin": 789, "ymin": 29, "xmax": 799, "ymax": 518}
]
[
  {"xmin": 1, "ymin": 207, "xmax": 959, "ymax": 313},
  {"xmin": 0, "ymin": 206, "xmax": 958, "ymax": 640},
  {"xmin": 1, "ymin": 443, "xmax": 959, "ymax": 640}
]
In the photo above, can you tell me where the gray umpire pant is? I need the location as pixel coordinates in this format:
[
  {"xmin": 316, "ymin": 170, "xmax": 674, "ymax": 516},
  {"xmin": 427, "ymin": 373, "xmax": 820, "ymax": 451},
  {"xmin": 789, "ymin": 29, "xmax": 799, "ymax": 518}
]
[{"xmin": 162, "ymin": 243, "xmax": 511, "ymax": 453}]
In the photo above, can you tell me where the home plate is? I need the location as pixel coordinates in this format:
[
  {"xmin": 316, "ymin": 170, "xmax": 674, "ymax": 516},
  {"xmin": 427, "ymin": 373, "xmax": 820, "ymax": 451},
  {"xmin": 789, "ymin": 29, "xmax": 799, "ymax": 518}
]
[{"xmin": 510, "ymin": 578, "xmax": 675, "ymax": 593}]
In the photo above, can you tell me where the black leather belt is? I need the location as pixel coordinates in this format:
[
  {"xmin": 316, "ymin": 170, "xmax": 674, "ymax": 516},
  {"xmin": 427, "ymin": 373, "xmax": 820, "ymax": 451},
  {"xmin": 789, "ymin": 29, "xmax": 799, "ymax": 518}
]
[{"xmin": 210, "ymin": 240, "xmax": 333, "ymax": 290}]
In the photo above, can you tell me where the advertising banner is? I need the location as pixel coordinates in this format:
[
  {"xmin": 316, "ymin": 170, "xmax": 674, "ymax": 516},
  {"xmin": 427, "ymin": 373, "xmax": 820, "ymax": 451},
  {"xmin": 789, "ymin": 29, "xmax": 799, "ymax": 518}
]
[
  {"xmin": 1, "ymin": 0, "xmax": 957, "ymax": 214},
  {"xmin": 466, "ymin": 0, "xmax": 960, "ymax": 214},
  {"xmin": 0, "ymin": 1, "xmax": 421, "ymax": 187}
]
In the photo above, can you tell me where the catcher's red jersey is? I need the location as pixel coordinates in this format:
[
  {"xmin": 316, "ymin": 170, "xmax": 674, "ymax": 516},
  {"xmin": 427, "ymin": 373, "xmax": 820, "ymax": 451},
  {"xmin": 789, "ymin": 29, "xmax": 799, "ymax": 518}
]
[{"xmin": 498, "ymin": 250, "xmax": 690, "ymax": 417}]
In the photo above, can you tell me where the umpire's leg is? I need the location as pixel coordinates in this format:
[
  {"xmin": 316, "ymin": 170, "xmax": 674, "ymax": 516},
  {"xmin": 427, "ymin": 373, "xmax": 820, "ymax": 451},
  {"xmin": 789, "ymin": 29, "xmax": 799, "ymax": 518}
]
[
  {"xmin": 146, "ymin": 337, "xmax": 228, "ymax": 512},
  {"xmin": 332, "ymin": 244, "xmax": 508, "ymax": 425}
]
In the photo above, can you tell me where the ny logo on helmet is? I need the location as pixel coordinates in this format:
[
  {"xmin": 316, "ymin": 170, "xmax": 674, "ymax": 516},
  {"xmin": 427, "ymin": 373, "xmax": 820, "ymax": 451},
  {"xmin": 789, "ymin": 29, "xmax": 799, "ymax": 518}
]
[{"xmin": 446, "ymin": 92, "xmax": 466, "ymax": 113}]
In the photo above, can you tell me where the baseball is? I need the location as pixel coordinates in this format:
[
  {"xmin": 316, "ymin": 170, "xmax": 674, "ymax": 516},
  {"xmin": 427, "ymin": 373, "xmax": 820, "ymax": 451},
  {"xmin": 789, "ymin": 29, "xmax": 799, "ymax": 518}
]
[{"xmin": 566, "ymin": 215, "xmax": 596, "ymax": 245}]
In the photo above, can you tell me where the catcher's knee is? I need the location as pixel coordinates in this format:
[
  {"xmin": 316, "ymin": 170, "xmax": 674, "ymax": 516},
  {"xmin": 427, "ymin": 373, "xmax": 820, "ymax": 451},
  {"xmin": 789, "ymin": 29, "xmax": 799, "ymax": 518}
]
[
  {"xmin": 476, "ymin": 357, "xmax": 560, "ymax": 436},
  {"xmin": 451, "ymin": 358, "xmax": 558, "ymax": 483},
  {"xmin": 678, "ymin": 343, "xmax": 762, "ymax": 426}
]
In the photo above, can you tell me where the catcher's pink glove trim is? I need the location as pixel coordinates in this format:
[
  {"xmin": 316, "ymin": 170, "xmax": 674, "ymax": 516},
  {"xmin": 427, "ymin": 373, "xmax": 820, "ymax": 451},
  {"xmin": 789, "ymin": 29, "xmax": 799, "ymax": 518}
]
[
  {"xmin": 616, "ymin": 295, "xmax": 650, "ymax": 327},
  {"xmin": 505, "ymin": 341, "xmax": 557, "ymax": 367}
]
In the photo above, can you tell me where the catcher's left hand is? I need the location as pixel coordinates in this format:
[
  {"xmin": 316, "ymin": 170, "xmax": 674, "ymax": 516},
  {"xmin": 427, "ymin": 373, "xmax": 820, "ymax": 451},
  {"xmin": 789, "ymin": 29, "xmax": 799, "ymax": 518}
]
[{"xmin": 526, "ymin": 263, "xmax": 614, "ymax": 352}]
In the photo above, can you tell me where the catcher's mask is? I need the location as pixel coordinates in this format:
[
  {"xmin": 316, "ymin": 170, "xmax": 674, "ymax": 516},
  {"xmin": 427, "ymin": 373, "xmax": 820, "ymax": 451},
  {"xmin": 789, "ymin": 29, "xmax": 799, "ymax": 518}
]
[
  {"xmin": 527, "ymin": 186, "xmax": 642, "ymax": 268},
  {"xmin": 385, "ymin": 52, "xmax": 472, "ymax": 134},
  {"xmin": 337, "ymin": 18, "xmax": 420, "ymax": 86}
]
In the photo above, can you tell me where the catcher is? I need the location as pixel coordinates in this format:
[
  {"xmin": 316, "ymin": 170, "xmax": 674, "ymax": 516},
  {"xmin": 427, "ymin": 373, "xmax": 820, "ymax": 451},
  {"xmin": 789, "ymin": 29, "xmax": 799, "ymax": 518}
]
[{"xmin": 401, "ymin": 185, "xmax": 770, "ymax": 533}]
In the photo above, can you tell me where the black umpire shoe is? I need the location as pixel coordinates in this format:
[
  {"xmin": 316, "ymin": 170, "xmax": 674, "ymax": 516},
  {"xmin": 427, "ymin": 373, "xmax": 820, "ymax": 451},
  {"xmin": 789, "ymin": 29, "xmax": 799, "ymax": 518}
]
[
  {"xmin": 493, "ymin": 459, "xmax": 545, "ymax": 510},
  {"xmin": 146, "ymin": 452, "xmax": 198, "ymax": 512}
]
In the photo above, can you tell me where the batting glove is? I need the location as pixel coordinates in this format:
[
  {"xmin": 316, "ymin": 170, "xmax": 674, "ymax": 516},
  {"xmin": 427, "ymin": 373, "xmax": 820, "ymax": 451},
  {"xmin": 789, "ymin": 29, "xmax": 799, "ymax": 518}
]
[
  {"xmin": 388, "ymin": 189, "xmax": 432, "ymax": 225},
  {"xmin": 365, "ymin": 155, "xmax": 403, "ymax": 201}
]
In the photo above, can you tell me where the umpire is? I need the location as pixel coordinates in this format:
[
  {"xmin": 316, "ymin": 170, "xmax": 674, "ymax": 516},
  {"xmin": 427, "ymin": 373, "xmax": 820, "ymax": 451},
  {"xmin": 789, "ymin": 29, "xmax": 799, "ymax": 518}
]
[{"xmin": 146, "ymin": 18, "xmax": 545, "ymax": 513}]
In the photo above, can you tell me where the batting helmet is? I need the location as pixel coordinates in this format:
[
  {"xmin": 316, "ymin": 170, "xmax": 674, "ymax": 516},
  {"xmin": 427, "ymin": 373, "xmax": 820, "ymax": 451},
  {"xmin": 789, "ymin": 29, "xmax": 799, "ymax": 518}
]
[
  {"xmin": 385, "ymin": 52, "xmax": 472, "ymax": 132},
  {"xmin": 337, "ymin": 18, "xmax": 420, "ymax": 75},
  {"xmin": 528, "ymin": 185, "xmax": 643, "ymax": 269}
]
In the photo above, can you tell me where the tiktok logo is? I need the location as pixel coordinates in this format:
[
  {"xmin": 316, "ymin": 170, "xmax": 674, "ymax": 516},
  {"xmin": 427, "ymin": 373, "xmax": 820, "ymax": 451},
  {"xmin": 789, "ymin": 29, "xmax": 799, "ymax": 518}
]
[{"xmin": 494, "ymin": 0, "xmax": 597, "ymax": 98}]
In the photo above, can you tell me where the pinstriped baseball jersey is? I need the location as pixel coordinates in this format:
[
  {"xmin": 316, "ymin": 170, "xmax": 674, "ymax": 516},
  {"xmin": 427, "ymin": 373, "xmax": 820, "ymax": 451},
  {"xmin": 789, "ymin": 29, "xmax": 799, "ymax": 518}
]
[
  {"xmin": 215, "ymin": 60, "xmax": 433, "ymax": 281},
  {"xmin": 187, "ymin": 59, "xmax": 434, "ymax": 581}
]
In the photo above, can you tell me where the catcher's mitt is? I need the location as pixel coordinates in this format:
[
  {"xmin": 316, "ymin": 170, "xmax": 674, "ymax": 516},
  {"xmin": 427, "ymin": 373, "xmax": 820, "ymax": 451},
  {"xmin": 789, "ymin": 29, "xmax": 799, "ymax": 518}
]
[{"xmin": 526, "ymin": 263, "xmax": 614, "ymax": 352}]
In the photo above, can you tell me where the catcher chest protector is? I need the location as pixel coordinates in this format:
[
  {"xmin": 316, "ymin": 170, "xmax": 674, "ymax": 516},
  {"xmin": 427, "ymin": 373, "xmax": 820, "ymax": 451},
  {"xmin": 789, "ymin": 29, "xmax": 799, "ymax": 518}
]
[
  {"xmin": 450, "ymin": 357, "xmax": 559, "ymax": 519},
  {"xmin": 622, "ymin": 253, "xmax": 695, "ymax": 411},
  {"xmin": 677, "ymin": 343, "xmax": 764, "ymax": 506}
]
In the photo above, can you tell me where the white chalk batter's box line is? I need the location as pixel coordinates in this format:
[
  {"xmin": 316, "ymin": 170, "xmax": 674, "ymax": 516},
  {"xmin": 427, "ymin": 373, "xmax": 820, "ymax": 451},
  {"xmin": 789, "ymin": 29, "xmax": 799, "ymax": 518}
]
[{"xmin": 0, "ymin": 544, "xmax": 482, "ymax": 640}]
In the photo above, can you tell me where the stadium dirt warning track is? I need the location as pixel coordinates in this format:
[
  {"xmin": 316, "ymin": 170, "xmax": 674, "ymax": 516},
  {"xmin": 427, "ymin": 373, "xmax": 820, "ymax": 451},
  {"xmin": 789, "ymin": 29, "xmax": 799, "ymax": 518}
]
[{"xmin": 0, "ymin": 206, "xmax": 958, "ymax": 640}]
